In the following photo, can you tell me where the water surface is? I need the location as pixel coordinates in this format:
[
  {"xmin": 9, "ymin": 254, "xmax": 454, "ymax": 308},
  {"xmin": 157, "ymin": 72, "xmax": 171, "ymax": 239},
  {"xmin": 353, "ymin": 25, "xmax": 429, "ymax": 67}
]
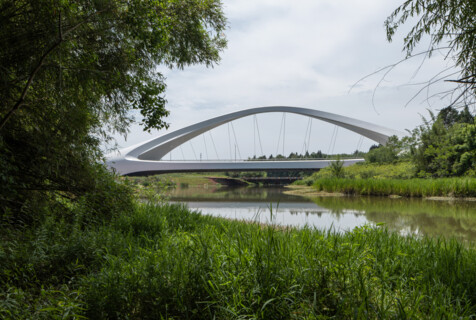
[{"xmin": 167, "ymin": 186, "xmax": 476, "ymax": 241}]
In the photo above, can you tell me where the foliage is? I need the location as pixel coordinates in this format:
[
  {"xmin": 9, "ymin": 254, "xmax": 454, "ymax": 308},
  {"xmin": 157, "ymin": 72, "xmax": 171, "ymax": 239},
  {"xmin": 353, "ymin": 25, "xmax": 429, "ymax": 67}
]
[
  {"xmin": 296, "ymin": 161, "xmax": 416, "ymax": 186},
  {"xmin": 409, "ymin": 107, "xmax": 476, "ymax": 177},
  {"xmin": 3, "ymin": 203, "xmax": 476, "ymax": 318},
  {"xmin": 0, "ymin": 0, "xmax": 227, "ymax": 130},
  {"xmin": 122, "ymin": 174, "xmax": 175, "ymax": 201},
  {"xmin": 385, "ymin": 0, "xmax": 476, "ymax": 108},
  {"xmin": 0, "ymin": 0, "xmax": 227, "ymax": 219},
  {"xmin": 329, "ymin": 157, "xmax": 344, "ymax": 178},
  {"xmin": 226, "ymin": 171, "xmax": 267, "ymax": 178},
  {"xmin": 364, "ymin": 135, "xmax": 411, "ymax": 164},
  {"xmin": 312, "ymin": 177, "xmax": 476, "ymax": 197},
  {"xmin": 297, "ymin": 107, "xmax": 475, "ymax": 191},
  {"xmin": 264, "ymin": 150, "xmax": 365, "ymax": 161}
]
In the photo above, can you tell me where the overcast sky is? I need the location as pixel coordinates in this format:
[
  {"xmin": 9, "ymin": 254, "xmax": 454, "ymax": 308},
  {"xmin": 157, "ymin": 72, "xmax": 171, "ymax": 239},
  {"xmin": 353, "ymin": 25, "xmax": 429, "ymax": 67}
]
[{"xmin": 111, "ymin": 0, "xmax": 458, "ymax": 160}]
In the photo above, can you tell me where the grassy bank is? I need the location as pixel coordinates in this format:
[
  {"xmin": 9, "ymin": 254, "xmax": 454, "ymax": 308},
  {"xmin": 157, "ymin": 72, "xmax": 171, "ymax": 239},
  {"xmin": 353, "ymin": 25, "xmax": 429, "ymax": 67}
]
[
  {"xmin": 311, "ymin": 177, "xmax": 476, "ymax": 198},
  {"xmin": 295, "ymin": 162, "xmax": 476, "ymax": 198},
  {"xmin": 125, "ymin": 172, "xmax": 228, "ymax": 189},
  {"xmin": 123, "ymin": 173, "xmax": 229, "ymax": 199},
  {"xmin": 297, "ymin": 162, "xmax": 417, "ymax": 185},
  {"xmin": 2, "ymin": 202, "xmax": 476, "ymax": 318}
]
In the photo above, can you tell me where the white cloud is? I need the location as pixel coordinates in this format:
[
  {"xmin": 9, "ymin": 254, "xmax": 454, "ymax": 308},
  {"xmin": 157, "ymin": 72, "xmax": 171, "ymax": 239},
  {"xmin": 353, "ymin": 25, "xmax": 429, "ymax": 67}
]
[{"xmin": 111, "ymin": 0, "xmax": 460, "ymax": 159}]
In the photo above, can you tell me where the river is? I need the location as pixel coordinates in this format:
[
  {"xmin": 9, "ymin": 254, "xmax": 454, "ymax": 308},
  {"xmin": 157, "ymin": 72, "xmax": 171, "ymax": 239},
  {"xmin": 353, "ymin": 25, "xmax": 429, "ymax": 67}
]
[{"xmin": 166, "ymin": 186, "xmax": 476, "ymax": 241}]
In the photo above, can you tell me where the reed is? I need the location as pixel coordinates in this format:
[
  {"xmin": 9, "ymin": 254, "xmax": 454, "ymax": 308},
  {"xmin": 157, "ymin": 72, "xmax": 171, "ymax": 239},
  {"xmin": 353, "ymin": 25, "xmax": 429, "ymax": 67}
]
[
  {"xmin": 2, "ymin": 203, "xmax": 476, "ymax": 318},
  {"xmin": 312, "ymin": 177, "xmax": 476, "ymax": 197}
]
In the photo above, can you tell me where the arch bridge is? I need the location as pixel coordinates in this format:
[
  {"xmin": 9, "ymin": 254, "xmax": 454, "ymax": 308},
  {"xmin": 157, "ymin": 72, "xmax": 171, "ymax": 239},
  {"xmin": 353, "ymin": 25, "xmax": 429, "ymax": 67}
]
[{"xmin": 106, "ymin": 106, "xmax": 403, "ymax": 176}]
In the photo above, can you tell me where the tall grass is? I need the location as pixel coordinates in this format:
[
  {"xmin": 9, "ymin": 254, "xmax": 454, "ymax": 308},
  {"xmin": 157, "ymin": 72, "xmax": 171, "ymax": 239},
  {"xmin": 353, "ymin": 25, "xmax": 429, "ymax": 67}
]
[
  {"xmin": 312, "ymin": 177, "xmax": 476, "ymax": 197},
  {"xmin": 296, "ymin": 162, "xmax": 417, "ymax": 186},
  {"xmin": 2, "ymin": 203, "xmax": 476, "ymax": 318}
]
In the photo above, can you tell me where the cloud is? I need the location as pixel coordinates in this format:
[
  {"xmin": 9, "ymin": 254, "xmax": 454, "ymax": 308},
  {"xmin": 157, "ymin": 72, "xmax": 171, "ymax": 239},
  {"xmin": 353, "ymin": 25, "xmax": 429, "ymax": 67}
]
[{"xmin": 110, "ymin": 0, "xmax": 459, "ymax": 160}]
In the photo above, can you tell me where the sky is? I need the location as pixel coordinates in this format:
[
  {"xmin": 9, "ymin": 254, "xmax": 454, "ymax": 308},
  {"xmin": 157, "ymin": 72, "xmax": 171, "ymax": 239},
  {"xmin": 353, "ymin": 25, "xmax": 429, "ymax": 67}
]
[{"xmin": 110, "ymin": 0, "xmax": 458, "ymax": 160}]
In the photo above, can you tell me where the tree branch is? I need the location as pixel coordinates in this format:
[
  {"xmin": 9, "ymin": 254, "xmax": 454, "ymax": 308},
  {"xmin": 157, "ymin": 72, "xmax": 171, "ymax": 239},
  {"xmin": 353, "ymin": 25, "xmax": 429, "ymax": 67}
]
[
  {"xmin": 0, "ymin": 8, "xmax": 111, "ymax": 131},
  {"xmin": 0, "ymin": 39, "xmax": 62, "ymax": 130}
]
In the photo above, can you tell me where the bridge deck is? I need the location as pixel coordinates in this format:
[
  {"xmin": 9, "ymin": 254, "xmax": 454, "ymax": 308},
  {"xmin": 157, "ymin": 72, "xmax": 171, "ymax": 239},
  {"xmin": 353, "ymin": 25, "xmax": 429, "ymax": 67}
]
[
  {"xmin": 110, "ymin": 159, "xmax": 364, "ymax": 176},
  {"xmin": 106, "ymin": 106, "xmax": 401, "ymax": 176}
]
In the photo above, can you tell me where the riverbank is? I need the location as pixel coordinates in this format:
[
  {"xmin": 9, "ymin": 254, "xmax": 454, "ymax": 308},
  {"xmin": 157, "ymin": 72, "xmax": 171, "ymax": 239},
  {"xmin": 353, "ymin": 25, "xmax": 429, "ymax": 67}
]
[
  {"xmin": 2, "ymin": 201, "xmax": 476, "ymax": 318},
  {"xmin": 285, "ymin": 184, "xmax": 476, "ymax": 201},
  {"xmin": 284, "ymin": 185, "xmax": 346, "ymax": 197},
  {"xmin": 125, "ymin": 172, "xmax": 228, "ymax": 188},
  {"xmin": 292, "ymin": 161, "xmax": 476, "ymax": 199},
  {"xmin": 290, "ymin": 177, "xmax": 476, "ymax": 199}
]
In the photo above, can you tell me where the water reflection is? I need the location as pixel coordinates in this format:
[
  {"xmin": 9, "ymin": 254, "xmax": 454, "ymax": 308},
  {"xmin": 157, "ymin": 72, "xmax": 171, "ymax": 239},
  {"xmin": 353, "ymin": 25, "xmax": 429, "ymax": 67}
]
[
  {"xmin": 312, "ymin": 197, "xmax": 476, "ymax": 241},
  {"xmin": 167, "ymin": 186, "xmax": 305, "ymax": 202},
  {"xmin": 167, "ymin": 186, "xmax": 476, "ymax": 241}
]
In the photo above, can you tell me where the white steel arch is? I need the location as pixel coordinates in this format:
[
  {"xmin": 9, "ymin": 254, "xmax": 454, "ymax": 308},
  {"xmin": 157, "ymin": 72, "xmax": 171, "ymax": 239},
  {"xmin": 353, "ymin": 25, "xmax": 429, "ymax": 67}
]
[{"xmin": 107, "ymin": 106, "xmax": 403, "ymax": 175}]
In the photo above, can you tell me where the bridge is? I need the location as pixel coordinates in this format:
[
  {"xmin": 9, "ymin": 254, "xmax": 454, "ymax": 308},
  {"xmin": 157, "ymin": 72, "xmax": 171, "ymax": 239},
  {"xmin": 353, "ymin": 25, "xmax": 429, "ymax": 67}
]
[{"xmin": 106, "ymin": 106, "xmax": 403, "ymax": 176}]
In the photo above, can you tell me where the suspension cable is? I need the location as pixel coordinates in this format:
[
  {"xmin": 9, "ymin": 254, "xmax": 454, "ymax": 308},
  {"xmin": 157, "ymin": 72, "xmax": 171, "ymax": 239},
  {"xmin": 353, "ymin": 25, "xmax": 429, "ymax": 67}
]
[
  {"xmin": 301, "ymin": 118, "xmax": 311, "ymax": 155},
  {"xmin": 254, "ymin": 115, "xmax": 264, "ymax": 156},
  {"xmin": 283, "ymin": 113, "xmax": 286, "ymax": 156},
  {"xmin": 189, "ymin": 141, "xmax": 198, "ymax": 160},
  {"xmin": 276, "ymin": 113, "xmax": 285, "ymax": 156},
  {"xmin": 230, "ymin": 122, "xmax": 242, "ymax": 160},
  {"xmin": 227, "ymin": 123, "xmax": 232, "ymax": 160},
  {"xmin": 209, "ymin": 131, "xmax": 219, "ymax": 160},
  {"xmin": 253, "ymin": 116, "xmax": 256, "ymax": 158},
  {"xmin": 202, "ymin": 134, "xmax": 209, "ymax": 160},
  {"xmin": 327, "ymin": 126, "xmax": 337, "ymax": 157},
  {"xmin": 331, "ymin": 127, "xmax": 339, "ymax": 155},
  {"xmin": 356, "ymin": 135, "xmax": 364, "ymax": 153},
  {"xmin": 180, "ymin": 146, "xmax": 185, "ymax": 160},
  {"xmin": 307, "ymin": 119, "xmax": 313, "ymax": 156}
]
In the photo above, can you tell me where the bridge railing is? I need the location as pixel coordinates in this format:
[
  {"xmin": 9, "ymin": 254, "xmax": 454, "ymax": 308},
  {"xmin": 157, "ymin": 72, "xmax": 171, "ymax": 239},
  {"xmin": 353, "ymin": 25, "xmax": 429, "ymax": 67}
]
[{"xmin": 158, "ymin": 157, "xmax": 364, "ymax": 162}]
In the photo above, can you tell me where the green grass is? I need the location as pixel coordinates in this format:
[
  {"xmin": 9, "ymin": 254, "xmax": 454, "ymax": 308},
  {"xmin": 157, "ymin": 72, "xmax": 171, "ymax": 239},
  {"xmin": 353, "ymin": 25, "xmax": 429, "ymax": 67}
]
[
  {"xmin": 296, "ymin": 162, "xmax": 417, "ymax": 186},
  {"xmin": 294, "ymin": 162, "xmax": 476, "ymax": 197},
  {"xmin": 295, "ymin": 162, "xmax": 476, "ymax": 198},
  {"xmin": 3, "ymin": 202, "xmax": 476, "ymax": 318},
  {"xmin": 130, "ymin": 172, "xmax": 228, "ymax": 187},
  {"xmin": 312, "ymin": 177, "xmax": 476, "ymax": 197}
]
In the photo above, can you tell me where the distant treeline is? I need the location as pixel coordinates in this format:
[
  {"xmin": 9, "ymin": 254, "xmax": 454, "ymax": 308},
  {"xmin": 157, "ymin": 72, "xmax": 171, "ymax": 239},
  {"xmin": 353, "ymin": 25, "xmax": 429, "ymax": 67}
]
[{"xmin": 248, "ymin": 150, "xmax": 366, "ymax": 160}]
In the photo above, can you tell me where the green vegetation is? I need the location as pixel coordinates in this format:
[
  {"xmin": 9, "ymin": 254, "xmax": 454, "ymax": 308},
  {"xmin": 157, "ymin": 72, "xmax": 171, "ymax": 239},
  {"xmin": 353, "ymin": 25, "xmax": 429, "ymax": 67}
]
[
  {"xmin": 409, "ymin": 107, "xmax": 476, "ymax": 178},
  {"xmin": 252, "ymin": 150, "xmax": 366, "ymax": 161},
  {"xmin": 1, "ymin": 0, "xmax": 475, "ymax": 318},
  {"xmin": 329, "ymin": 157, "xmax": 345, "ymax": 178},
  {"xmin": 297, "ymin": 107, "xmax": 475, "ymax": 197},
  {"xmin": 0, "ymin": 0, "xmax": 227, "ymax": 221},
  {"xmin": 3, "ymin": 202, "xmax": 476, "ymax": 318},
  {"xmin": 365, "ymin": 136, "xmax": 411, "ymax": 164},
  {"xmin": 159, "ymin": 173, "xmax": 231, "ymax": 188},
  {"xmin": 312, "ymin": 177, "xmax": 476, "ymax": 198},
  {"xmin": 363, "ymin": 107, "xmax": 475, "ymax": 178},
  {"xmin": 297, "ymin": 162, "xmax": 416, "ymax": 186}
]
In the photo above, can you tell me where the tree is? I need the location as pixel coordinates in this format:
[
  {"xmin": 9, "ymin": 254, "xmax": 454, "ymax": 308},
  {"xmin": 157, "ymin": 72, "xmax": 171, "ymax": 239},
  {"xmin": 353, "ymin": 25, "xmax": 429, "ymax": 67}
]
[
  {"xmin": 0, "ymin": 0, "xmax": 227, "ymax": 218},
  {"xmin": 409, "ymin": 107, "xmax": 475, "ymax": 177},
  {"xmin": 1, "ymin": 0, "xmax": 226, "ymax": 131},
  {"xmin": 364, "ymin": 136, "xmax": 408, "ymax": 164},
  {"xmin": 329, "ymin": 157, "xmax": 344, "ymax": 178},
  {"xmin": 385, "ymin": 0, "xmax": 475, "ymax": 109}
]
